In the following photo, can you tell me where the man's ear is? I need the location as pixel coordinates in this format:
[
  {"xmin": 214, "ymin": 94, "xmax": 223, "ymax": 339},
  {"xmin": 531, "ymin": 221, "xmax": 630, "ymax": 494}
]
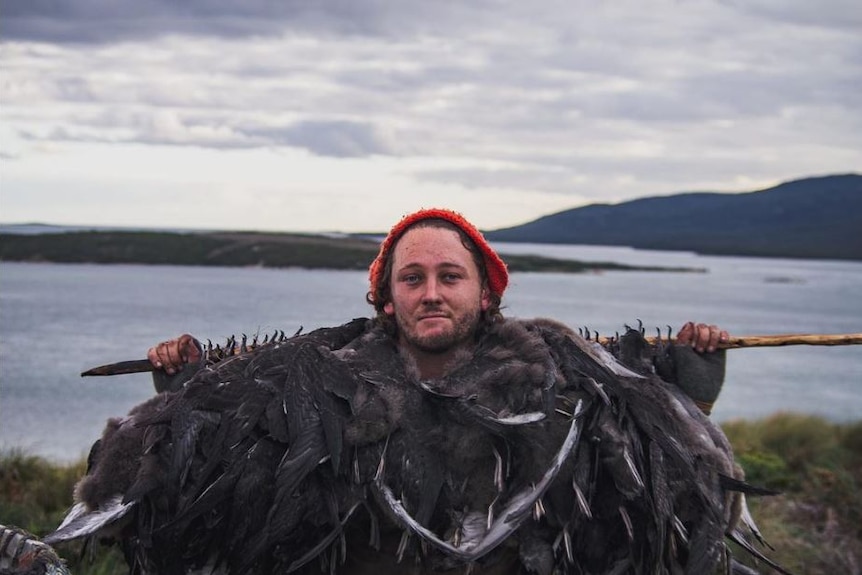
[
  {"xmin": 480, "ymin": 289, "xmax": 491, "ymax": 311},
  {"xmin": 384, "ymin": 301, "xmax": 395, "ymax": 315}
]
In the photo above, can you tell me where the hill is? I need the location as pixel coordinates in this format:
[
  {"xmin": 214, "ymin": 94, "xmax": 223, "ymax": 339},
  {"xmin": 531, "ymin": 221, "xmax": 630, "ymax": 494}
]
[{"xmin": 485, "ymin": 174, "xmax": 862, "ymax": 260}]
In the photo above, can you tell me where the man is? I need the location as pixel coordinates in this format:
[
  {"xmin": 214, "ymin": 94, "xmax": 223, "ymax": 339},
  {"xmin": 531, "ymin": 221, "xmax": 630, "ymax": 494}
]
[
  {"xmin": 55, "ymin": 208, "xmax": 742, "ymax": 574},
  {"xmin": 149, "ymin": 208, "xmax": 728, "ymax": 411}
]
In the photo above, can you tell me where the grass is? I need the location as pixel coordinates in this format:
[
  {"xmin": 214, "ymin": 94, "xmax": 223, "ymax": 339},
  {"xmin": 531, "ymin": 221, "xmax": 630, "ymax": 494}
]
[
  {"xmin": 0, "ymin": 449, "xmax": 127, "ymax": 574},
  {"xmin": 2, "ymin": 413, "xmax": 859, "ymax": 573},
  {"xmin": 722, "ymin": 413, "xmax": 862, "ymax": 574}
]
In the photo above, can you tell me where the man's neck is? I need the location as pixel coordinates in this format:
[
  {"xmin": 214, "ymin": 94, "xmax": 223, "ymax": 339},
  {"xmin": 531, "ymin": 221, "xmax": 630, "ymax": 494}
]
[{"xmin": 398, "ymin": 341, "xmax": 472, "ymax": 380}]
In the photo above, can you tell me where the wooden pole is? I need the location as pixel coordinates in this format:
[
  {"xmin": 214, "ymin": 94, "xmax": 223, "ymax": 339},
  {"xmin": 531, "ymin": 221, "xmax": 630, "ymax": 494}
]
[
  {"xmin": 81, "ymin": 359, "xmax": 155, "ymax": 376},
  {"xmin": 81, "ymin": 332, "xmax": 862, "ymax": 377},
  {"xmin": 597, "ymin": 332, "xmax": 862, "ymax": 349}
]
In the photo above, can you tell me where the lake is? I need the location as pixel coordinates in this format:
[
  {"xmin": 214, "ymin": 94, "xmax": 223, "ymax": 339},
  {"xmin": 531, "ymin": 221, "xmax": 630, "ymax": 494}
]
[{"xmin": 1, "ymin": 243, "xmax": 860, "ymax": 463}]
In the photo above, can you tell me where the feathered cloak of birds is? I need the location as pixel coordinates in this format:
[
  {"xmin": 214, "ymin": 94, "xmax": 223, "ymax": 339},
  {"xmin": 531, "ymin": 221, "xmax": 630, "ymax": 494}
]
[{"xmin": 45, "ymin": 317, "xmax": 777, "ymax": 574}]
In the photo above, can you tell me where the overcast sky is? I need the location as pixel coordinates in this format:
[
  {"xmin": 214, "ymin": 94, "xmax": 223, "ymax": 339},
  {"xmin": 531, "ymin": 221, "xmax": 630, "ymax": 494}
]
[{"xmin": 1, "ymin": 0, "xmax": 860, "ymax": 233}]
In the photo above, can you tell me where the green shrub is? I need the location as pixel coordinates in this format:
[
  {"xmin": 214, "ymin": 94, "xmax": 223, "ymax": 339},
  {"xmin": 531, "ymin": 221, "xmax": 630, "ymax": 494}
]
[
  {"xmin": 758, "ymin": 413, "xmax": 842, "ymax": 471},
  {"xmin": 0, "ymin": 449, "xmax": 126, "ymax": 574},
  {"xmin": 736, "ymin": 450, "xmax": 798, "ymax": 489},
  {"xmin": 722, "ymin": 414, "xmax": 862, "ymax": 573}
]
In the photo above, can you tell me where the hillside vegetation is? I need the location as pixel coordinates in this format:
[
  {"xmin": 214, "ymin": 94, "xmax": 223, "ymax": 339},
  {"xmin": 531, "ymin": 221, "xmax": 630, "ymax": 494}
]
[{"xmin": 2, "ymin": 413, "xmax": 859, "ymax": 574}]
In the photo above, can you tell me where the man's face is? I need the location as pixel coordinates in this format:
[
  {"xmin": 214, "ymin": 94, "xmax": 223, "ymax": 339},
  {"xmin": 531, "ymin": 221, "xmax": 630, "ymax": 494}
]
[{"xmin": 383, "ymin": 225, "xmax": 490, "ymax": 355}]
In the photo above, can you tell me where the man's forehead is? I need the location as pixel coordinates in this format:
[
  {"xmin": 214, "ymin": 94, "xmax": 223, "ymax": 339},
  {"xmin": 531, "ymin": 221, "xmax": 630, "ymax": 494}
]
[
  {"xmin": 392, "ymin": 227, "xmax": 477, "ymax": 269},
  {"xmin": 397, "ymin": 259, "xmax": 470, "ymax": 271}
]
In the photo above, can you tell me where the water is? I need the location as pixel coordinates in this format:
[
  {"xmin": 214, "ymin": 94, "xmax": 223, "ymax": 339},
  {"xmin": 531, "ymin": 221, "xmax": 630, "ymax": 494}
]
[{"xmin": 1, "ymin": 245, "xmax": 860, "ymax": 463}]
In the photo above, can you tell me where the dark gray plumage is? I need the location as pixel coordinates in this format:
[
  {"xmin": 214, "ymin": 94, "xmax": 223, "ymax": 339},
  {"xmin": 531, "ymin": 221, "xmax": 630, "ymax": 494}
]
[{"xmin": 46, "ymin": 317, "xmax": 789, "ymax": 574}]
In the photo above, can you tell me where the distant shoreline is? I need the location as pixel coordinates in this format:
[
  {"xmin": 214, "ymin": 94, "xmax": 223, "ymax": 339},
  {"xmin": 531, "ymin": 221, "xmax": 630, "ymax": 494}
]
[{"xmin": 0, "ymin": 230, "xmax": 706, "ymax": 274}]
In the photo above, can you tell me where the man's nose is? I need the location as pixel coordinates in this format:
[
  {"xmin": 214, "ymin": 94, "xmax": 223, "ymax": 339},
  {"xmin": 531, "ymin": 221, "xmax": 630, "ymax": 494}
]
[{"xmin": 421, "ymin": 279, "xmax": 442, "ymax": 302}]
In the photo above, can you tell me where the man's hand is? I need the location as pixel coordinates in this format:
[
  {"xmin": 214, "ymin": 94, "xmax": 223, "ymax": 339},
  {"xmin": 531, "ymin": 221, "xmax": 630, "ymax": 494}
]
[
  {"xmin": 675, "ymin": 321, "xmax": 729, "ymax": 353},
  {"xmin": 147, "ymin": 334, "xmax": 201, "ymax": 375}
]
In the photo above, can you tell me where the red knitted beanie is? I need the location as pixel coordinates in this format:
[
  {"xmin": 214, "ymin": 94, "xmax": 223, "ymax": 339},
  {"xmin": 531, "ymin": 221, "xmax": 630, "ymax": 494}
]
[{"xmin": 368, "ymin": 208, "xmax": 509, "ymax": 304}]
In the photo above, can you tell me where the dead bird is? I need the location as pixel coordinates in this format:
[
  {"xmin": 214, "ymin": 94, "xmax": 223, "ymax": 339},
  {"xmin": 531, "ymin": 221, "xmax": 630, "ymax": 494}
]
[{"xmin": 46, "ymin": 318, "xmax": 790, "ymax": 574}]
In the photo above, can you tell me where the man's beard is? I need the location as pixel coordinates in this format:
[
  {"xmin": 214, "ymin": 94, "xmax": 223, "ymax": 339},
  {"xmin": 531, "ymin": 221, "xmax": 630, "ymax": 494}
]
[{"xmin": 402, "ymin": 307, "xmax": 481, "ymax": 354}]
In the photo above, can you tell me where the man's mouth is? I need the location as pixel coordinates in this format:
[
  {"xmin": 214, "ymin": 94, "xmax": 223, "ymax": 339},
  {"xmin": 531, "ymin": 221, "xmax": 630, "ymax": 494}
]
[{"xmin": 419, "ymin": 312, "xmax": 449, "ymax": 321}]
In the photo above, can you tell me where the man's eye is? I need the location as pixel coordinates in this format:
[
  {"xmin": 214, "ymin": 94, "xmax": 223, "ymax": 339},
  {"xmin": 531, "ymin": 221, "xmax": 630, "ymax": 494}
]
[
  {"xmin": 442, "ymin": 273, "xmax": 461, "ymax": 282},
  {"xmin": 402, "ymin": 274, "xmax": 421, "ymax": 284}
]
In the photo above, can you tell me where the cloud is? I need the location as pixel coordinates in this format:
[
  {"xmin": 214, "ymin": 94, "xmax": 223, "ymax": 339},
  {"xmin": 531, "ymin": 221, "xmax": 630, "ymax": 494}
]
[
  {"xmin": 1, "ymin": 0, "xmax": 860, "ymax": 231},
  {"xmin": 18, "ymin": 108, "xmax": 392, "ymax": 157},
  {"xmin": 731, "ymin": 0, "xmax": 862, "ymax": 29},
  {"xmin": 244, "ymin": 120, "xmax": 394, "ymax": 157},
  {"xmin": 0, "ymin": 0, "xmax": 504, "ymax": 44},
  {"xmin": 1, "ymin": 1, "xmax": 330, "ymax": 43}
]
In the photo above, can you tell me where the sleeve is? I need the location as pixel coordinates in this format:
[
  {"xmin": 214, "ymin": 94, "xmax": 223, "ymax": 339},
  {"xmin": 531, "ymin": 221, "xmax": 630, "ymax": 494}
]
[{"xmin": 655, "ymin": 345, "xmax": 726, "ymax": 415}]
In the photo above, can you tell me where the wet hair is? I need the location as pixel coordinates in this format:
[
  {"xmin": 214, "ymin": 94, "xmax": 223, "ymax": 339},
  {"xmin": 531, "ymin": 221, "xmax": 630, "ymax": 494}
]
[{"xmin": 366, "ymin": 218, "xmax": 503, "ymax": 336}]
